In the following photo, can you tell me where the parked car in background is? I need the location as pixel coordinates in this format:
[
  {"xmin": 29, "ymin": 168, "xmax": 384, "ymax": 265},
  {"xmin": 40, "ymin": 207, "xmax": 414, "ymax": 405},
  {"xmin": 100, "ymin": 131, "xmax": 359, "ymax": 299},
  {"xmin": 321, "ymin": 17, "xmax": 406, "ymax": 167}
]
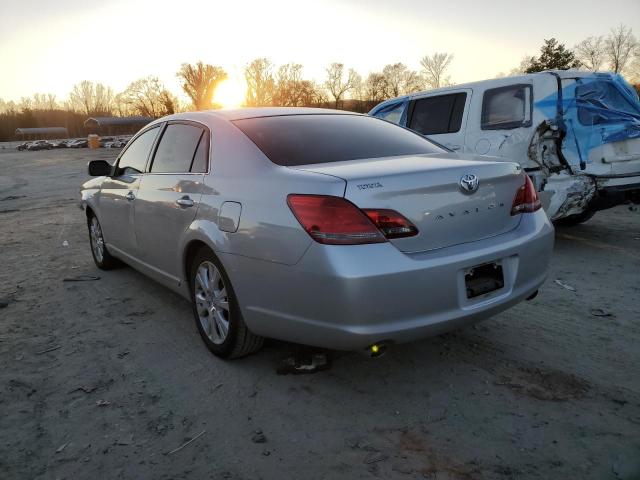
[
  {"xmin": 25, "ymin": 140, "xmax": 52, "ymax": 151},
  {"xmin": 50, "ymin": 139, "xmax": 69, "ymax": 148},
  {"xmin": 99, "ymin": 137, "xmax": 114, "ymax": 148},
  {"xmin": 103, "ymin": 138, "xmax": 128, "ymax": 149},
  {"xmin": 370, "ymin": 71, "xmax": 640, "ymax": 224},
  {"xmin": 68, "ymin": 139, "xmax": 88, "ymax": 149},
  {"xmin": 81, "ymin": 108, "xmax": 553, "ymax": 359}
]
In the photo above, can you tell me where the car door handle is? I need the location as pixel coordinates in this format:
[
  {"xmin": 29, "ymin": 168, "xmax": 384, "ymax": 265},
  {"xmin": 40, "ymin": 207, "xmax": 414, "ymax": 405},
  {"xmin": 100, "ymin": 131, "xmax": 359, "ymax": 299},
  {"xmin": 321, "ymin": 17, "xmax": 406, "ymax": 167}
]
[
  {"xmin": 448, "ymin": 144, "xmax": 461, "ymax": 151},
  {"xmin": 175, "ymin": 196, "xmax": 194, "ymax": 208},
  {"xmin": 125, "ymin": 191, "xmax": 135, "ymax": 201}
]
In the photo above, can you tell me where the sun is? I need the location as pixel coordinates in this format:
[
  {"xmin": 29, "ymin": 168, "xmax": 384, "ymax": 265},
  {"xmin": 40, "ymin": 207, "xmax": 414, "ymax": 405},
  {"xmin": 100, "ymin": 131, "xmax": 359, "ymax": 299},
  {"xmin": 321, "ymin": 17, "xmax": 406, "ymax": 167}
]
[{"xmin": 213, "ymin": 78, "xmax": 246, "ymax": 108}]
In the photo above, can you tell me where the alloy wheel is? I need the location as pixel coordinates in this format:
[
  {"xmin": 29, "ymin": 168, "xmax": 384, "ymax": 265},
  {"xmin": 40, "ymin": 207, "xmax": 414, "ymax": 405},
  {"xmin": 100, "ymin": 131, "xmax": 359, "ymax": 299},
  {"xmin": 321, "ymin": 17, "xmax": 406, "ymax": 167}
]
[
  {"xmin": 194, "ymin": 261, "xmax": 230, "ymax": 344},
  {"xmin": 90, "ymin": 216, "xmax": 105, "ymax": 263}
]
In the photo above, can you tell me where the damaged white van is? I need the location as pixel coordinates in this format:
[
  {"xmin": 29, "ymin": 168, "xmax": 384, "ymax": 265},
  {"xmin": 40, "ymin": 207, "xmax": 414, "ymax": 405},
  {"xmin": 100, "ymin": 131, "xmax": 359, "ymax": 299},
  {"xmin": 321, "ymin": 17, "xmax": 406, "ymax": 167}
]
[{"xmin": 370, "ymin": 71, "xmax": 640, "ymax": 224}]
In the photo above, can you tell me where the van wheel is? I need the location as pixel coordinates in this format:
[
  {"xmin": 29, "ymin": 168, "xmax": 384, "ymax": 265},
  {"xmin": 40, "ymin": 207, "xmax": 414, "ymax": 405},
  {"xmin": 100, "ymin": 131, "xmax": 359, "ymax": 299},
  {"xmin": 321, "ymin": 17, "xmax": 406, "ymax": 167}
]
[
  {"xmin": 190, "ymin": 247, "xmax": 264, "ymax": 359},
  {"xmin": 88, "ymin": 214, "xmax": 120, "ymax": 269},
  {"xmin": 554, "ymin": 209, "xmax": 596, "ymax": 226}
]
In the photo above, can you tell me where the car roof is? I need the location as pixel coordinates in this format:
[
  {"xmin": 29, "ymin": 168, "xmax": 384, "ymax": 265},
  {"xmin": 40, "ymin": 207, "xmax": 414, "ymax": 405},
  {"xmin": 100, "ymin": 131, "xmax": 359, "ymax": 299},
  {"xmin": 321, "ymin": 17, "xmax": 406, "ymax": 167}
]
[
  {"xmin": 372, "ymin": 70, "xmax": 611, "ymax": 110},
  {"xmin": 152, "ymin": 107, "xmax": 360, "ymax": 128}
]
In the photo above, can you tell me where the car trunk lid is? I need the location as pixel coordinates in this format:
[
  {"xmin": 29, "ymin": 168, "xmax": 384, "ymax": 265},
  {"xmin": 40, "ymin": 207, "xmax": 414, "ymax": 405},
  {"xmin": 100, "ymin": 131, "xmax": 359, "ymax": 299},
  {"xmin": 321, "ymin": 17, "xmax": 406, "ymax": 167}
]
[{"xmin": 292, "ymin": 153, "xmax": 524, "ymax": 253}]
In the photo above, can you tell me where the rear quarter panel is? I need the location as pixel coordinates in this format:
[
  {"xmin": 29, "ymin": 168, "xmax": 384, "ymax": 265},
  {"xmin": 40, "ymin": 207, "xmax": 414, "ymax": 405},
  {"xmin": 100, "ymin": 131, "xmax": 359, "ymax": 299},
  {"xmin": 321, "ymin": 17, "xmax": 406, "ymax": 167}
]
[{"xmin": 187, "ymin": 117, "xmax": 346, "ymax": 266}]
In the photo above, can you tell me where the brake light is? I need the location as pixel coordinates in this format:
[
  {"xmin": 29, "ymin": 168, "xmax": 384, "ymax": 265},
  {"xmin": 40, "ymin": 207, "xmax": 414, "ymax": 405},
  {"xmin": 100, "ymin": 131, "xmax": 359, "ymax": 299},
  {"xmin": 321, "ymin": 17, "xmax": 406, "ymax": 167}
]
[
  {"xmin": 362, "ymin": 209, "xmax": 418, "ymax": 239},
  {"xmin": 511, "ymin": 175, "xmax": 542, "ymax": 215},
  {"xmin": 287, "ymin": 195, "xmax": 386, "ymax": 245}
]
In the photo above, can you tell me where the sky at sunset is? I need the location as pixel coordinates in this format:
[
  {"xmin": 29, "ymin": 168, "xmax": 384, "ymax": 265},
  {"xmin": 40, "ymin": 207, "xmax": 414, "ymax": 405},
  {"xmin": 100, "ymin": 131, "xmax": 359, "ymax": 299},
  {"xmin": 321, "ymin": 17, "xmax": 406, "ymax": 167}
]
[{"xmin": 1, "ymin": 0, "xmax": 639, "ymax": 103}]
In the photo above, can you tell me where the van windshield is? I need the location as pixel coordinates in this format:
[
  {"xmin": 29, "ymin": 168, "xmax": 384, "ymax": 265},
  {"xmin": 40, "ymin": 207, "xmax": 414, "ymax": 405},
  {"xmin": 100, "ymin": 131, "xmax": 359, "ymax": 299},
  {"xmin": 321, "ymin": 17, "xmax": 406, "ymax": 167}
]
[{"xmin": 233, "ymin": 114, "xmax": 444, "ymax": 166}]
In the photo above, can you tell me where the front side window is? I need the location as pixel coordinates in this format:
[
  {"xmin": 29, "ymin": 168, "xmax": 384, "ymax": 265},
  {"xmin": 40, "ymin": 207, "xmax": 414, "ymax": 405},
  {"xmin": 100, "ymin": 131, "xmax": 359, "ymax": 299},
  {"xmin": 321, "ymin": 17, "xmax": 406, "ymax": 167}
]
[
  {"xmin": 233, "ymin": 114, "xmax": 444, "ymax": 167},
  {"xmin": 150, "ymin": 123, "xmax": 204, "ymax": 173},
  {"xmin": 409, "ymin": 93, "xmax": 466, "ymax": 135},
  {"xmin": 481, "ymin": 84, "xmax": 532, "ymax": 130},
  {"xmin": 117, "ymin": 126, "xmax": 159, "ymax": 174}
]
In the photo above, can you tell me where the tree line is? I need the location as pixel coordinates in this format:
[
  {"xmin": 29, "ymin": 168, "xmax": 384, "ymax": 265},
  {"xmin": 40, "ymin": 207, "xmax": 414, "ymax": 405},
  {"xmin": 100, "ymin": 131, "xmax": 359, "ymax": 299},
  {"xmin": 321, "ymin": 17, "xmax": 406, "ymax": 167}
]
[{"xmin": 1, "ymin": 24, "xmax": 638, "ymax": 141}]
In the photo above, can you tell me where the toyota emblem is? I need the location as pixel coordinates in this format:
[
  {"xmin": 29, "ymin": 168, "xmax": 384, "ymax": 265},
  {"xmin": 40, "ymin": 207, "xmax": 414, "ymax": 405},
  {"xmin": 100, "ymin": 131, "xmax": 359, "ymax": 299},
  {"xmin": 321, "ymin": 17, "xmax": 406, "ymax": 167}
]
[{"xmin": 459, "ymin": 174, "xmax": 479, "ymax": 194}]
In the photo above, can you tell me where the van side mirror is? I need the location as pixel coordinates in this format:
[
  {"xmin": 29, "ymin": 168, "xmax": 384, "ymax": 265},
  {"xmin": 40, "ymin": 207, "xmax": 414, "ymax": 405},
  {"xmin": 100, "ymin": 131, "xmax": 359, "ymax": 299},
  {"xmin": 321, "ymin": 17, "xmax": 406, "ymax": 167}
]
[{"xmin": 88, "ymin": 160, "xmax": 113, "ymax": 177}]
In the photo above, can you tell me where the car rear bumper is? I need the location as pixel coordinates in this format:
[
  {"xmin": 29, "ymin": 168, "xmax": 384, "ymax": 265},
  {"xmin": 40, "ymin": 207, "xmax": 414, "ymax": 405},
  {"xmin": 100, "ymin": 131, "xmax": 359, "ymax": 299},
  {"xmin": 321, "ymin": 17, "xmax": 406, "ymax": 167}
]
[
  {"xmin": 222, "ymin": 210, "xmax": 554, "ymax": 351},
  {"xmin": 591, "ymin": 176, "xmax": 640, "ymax": 210}
]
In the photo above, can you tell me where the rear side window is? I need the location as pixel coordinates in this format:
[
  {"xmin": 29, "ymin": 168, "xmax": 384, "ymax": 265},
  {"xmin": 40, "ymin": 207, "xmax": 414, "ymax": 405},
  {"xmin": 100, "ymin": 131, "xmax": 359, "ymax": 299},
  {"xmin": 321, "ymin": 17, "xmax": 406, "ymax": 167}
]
[
  {"xmin": 117, "ymin": 126, "xmax": 159, "ymax": 174},
  {"xmin": 481, "ymin": 84, "xmax": 532, "ymax": 130},
  {"xmin": 409, "ymin": 93, "xmax": 466, "ymax": 135},
  {"xmin": 190, "ymin": 133, "xmax": 209, "ymax": 173},
  {"xmin": 151, "ymin": 123, "xmax": 204, "ymax": 173},
  {"xmin": 375, "ymin": 102, "xmax": 406, "ymax": 125},
  {"xmin": 233, "ymin": 114, "xmax": 444, "ymax": 166}
]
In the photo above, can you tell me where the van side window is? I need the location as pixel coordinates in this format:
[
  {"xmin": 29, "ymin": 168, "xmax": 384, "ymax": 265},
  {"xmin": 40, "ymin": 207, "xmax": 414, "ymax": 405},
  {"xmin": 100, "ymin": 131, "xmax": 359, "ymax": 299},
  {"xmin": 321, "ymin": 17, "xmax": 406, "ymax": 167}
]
[
  {"xmin": 376, "ymin": 102, "xmax": 406, "ymax": 125},
  {"xmin": 481, "ymin": 84, "xmax": 532, "ymax": 130},
  {"xmin": 408, "ymin": 93, "xmax": 466, "ymax": 135}
]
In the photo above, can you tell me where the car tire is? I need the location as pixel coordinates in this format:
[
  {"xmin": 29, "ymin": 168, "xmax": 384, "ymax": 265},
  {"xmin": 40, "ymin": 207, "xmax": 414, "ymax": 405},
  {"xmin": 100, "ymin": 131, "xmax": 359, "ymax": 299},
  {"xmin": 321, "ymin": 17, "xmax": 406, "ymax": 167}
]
[
  {"xmin": 554, "ymin": 209, "xmax": 596, "ymax": 226},
  {"xmin": 190, "ymin": 247, "xmax": 264, "ymax": 359},
  {"xmin": 87, "ymin": 213, "xmax": 120, "ymax": 270}
]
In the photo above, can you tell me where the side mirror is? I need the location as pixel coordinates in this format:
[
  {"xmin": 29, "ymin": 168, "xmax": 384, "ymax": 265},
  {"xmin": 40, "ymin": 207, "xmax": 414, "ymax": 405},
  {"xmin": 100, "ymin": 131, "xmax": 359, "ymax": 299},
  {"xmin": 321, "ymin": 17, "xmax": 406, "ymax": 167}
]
[{"xmin": 88, "ymin": 160, "xmax": 113, "ymax": 177}]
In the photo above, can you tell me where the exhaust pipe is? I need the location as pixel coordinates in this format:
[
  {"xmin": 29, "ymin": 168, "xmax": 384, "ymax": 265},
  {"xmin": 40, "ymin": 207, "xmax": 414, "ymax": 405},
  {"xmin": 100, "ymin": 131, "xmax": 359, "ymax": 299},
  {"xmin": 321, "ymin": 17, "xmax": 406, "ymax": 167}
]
[
  {"xmin": 526, "ymin": 290, "xmax": 539, "ymax": 301},
  {"xmin": 367, "ymin": 342, "xmax": 387, "ymax": 358}
]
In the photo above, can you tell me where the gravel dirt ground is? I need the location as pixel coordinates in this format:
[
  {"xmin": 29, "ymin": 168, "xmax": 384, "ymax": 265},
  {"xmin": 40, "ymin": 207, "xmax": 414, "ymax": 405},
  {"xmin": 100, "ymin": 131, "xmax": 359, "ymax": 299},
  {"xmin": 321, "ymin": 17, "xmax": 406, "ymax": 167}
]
[{"xmin": 1, "ymin": 146, "xmax": 639, "ymax": 480}]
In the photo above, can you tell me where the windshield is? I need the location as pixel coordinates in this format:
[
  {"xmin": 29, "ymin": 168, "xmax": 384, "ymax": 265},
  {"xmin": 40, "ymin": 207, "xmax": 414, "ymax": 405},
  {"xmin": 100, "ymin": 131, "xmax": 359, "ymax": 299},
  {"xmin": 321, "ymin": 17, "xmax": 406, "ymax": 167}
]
[{"xmin": 232, "ymin": 114, "xmax": 444, "ymax": 166}]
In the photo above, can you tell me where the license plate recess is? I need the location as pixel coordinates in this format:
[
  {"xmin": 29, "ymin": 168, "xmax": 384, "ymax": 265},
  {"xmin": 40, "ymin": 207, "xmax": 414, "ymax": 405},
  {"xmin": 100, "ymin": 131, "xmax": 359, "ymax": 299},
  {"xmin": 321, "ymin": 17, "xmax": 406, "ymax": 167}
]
[{"xmin": 465, "ymin": 262, "xmax": 504, "ymax": 298}]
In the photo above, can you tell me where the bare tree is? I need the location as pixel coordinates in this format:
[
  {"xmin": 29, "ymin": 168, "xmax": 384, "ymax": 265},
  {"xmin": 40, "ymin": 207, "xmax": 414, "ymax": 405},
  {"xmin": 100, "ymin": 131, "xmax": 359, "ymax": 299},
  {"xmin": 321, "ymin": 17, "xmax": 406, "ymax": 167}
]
[
  {"xmin": 324, "ymin": 63, "xmax": 357, "ymax": 109},
  {"xmin": 29, "ymin": 93, "xmax": 59, "ymax": 110},
  {"xmin": 68, "ymin": 81, "xmax": 114, "ymax": 115},
  {"xmin": 177, "ymin": 62, "xmax": 227, "ymax": 110},
  {"xmin": 351, "ymin": 70, "xmax": 365, "ymax": 99},
  {"xmin": 381, "ymin": 63, "xmax": 422, "ymax": 97},
  {"xmin": 112, "ymin": 93, "xmax": 133, "ymax": 116},
  {"xmin": 297, "ymin": 80, "xmax": 323, "ymax": 106},
  {"xmin": 628, "ymin": 56, "xmax": 640, "ymax": 83},
  {"xmin": 311, "ymin": 82, "xmax": 329, "ymax": 105},
  {"xmin": 605, "ymin": 24, "xmax": 638, "ymax": 74},
  {"xmin": 420, "ymin": 53, "xmax": 454, "ymax": 89},
  {"xmin": 574, "ymin": 36, "xmax": 606, "ymax": 71},
  {"xmin": 0, "ymin": 99, "xmax": 17, "ymax": 115},
  {"xmin": 244, "ymin": 58, "xmax": 275, "ymax": 107},
  {"xmin": 120, "ymin": 77, "xmax": 176, "ymax": 117},
  {"xmin": 94, "ymin": 84, "xmax": 114, "ymax": 114},
  {"xmin": 273, "ymin": 63, "xmax": 305, "ymax": 106},
  {"xmin": 364, "ymin": 72, "xmax": 388, "ymax": 104},
  {"xmin": 18, "ymin": 97, "xmax": 33, "ymax": 112},
  {"xmin": 509, "ymin": 55, "xmax": 536, "ymax": 76},
  {"xmin": 69, "ymin": 81, "xmax": 94, "ymax": 114}
]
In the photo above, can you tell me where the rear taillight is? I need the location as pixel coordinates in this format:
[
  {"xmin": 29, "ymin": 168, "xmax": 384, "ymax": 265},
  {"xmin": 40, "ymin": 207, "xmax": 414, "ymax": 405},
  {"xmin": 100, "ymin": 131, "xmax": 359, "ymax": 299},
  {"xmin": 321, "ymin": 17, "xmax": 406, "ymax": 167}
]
[
  {"xmin": 362, "ymin": 209, "xmax": 418, "ymax": 239},
  {"xmin": 287, "ymin": 195, "xmax": 418, "ymax": 245},
  {"xmin": 511, "ymin": 175, "xmax": 542, "ymax": 215},
  {"xmin": 287, "ymin": 195, "xmax": 386, "ymax": 245}
]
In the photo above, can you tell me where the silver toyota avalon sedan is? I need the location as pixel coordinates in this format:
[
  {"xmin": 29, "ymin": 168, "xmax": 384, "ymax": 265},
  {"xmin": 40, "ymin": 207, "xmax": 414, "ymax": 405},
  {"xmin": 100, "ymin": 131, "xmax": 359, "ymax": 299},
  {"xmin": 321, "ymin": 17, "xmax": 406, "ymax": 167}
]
[{"xmin": 80, "ymin": 108, "xmax": 554, "ymax": 359}]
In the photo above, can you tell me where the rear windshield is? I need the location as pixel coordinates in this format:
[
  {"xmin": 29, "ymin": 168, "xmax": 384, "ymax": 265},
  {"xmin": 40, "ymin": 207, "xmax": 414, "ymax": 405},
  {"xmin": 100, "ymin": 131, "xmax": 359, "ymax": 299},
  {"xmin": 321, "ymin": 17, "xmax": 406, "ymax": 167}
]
[{"xmin": 232, "ymin": 114, "xmax": 444, "ymax": 166}]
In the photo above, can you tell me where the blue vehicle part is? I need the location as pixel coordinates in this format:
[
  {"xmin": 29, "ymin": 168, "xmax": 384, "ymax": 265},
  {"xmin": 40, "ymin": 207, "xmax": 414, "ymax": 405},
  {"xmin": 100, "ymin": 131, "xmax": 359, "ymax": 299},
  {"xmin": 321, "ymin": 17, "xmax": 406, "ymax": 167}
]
[
  {"xmin": 535, "ymin": 73, "xmax": 640, "ymax": 172},
  {"xmin": 368, "ymin": 97, "xmax": 410, "ymax": 125}
]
